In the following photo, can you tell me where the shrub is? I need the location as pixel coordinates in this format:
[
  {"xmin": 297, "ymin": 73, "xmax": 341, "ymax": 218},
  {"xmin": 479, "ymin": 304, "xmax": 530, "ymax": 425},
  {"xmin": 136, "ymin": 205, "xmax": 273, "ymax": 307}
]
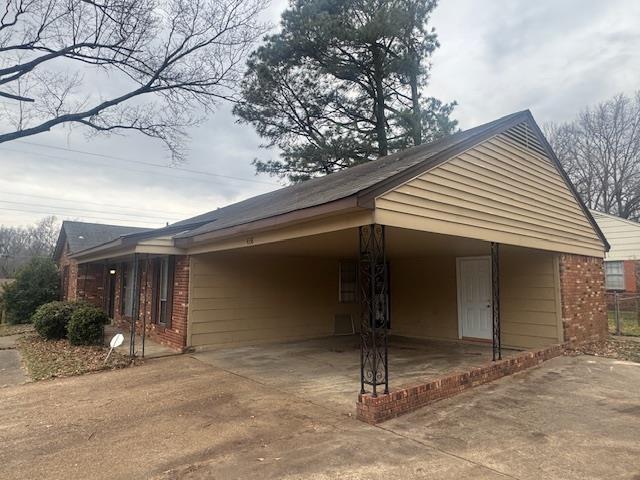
[
  {"xmin": 67, "ymin": 304, "xmax": 109, "ymax": 346},
  {"xmin": 31, "ymin": 301, "xmax": 76, "ymax": 340},
  {"xmin": 2, "ymin": 258, "xmax": 59, "ymax": 324}
]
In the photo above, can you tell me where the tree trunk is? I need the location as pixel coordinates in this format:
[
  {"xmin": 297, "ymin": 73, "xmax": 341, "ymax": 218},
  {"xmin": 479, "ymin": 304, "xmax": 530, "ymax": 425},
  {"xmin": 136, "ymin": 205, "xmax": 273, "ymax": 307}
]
[
  {"xmin": 372, "ymin": 45, "xmax": 388, "ymax": 157},
  {"xmin": 409, "ymin": 61, "xmax": 421, "ymax": 146}
]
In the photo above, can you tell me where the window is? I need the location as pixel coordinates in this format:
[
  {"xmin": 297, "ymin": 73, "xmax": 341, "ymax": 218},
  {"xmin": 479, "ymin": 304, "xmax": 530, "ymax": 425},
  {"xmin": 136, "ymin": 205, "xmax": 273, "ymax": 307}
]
[
  {"xmin": 339, "ymin": 261, "xmax": 358, "ymax": 303},
  {"xmin": 605, "ymin": 261, "xmax": 625, "ymax": 291},
  {"xmin": 153, "ymin": 256, "xmax": 175, "ymax": 326},
  {"xmin": 121, "ymin": 262, "xmax": 135, "ymax": 317}
]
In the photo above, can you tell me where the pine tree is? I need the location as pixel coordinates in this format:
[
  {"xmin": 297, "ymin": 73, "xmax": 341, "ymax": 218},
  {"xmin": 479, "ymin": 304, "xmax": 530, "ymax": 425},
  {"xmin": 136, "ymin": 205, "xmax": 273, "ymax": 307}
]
[{"xmin": 234, "ymin": 0, "xmax": 457, "ymax": 182}]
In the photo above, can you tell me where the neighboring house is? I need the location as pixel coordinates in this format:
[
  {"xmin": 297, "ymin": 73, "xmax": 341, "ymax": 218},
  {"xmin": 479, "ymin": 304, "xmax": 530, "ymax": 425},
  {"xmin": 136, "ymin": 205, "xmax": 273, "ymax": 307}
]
[
  {"xmin": 59, "ymin": 111, "xmax": 609, "ymax": 407},
  {"xmin": 591, "ymin": 210, "xmax": 640, "ymax": 293},
  {"xmin": 53, "ymin": 221, "xmax": 148, "ymax": 306}
]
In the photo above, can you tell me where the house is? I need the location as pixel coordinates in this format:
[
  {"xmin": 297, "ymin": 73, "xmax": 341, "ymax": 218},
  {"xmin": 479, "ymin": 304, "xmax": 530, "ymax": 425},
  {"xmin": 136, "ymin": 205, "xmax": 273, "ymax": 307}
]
[
  {"xmin": 591, "ymin": 210, "xmax": 640, "ymax": 293},
  {"xmin": 53, "ymin": 221, "xmax": 149, "ymax": 306},
  {"xmin": 58, "ymin": 110, "xmax": 610, "ymax": 422}
]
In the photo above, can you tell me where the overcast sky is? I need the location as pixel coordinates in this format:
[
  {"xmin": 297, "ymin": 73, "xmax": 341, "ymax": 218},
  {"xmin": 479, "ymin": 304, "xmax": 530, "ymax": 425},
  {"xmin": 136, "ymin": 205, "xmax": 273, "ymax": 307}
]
[{"xmin": 1, "ymin": 0, "xmax": 639, "ymax": 228}]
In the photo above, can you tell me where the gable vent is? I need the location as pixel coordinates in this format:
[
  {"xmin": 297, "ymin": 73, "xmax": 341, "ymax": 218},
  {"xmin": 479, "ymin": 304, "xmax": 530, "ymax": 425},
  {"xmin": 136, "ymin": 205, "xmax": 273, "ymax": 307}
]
[{"xmin": 502, "ymin": 122, "xmax": 549, "ymax": 158}]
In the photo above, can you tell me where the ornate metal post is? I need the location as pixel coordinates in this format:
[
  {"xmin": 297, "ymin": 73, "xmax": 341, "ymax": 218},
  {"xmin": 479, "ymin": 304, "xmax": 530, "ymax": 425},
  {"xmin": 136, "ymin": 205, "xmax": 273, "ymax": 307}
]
[
  {"xmin": 359, "ymin": 224, "xmax": 389, "ymax": 396},
  {"xmin": 491, "ymin": 242, "xmax": 501, "ymax": 361}
]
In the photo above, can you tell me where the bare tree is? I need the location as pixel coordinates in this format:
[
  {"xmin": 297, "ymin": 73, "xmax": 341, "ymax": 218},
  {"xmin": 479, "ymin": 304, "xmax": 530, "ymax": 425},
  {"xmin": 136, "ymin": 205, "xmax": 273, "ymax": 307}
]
[
  {"xmin": 0, "ymin": 0, "xmax": 267, "ymax": 161},
  {"xmin": 546, "ymin": 92, "xmax": 640, "ymax": 219},
  {"xmin": 0, "ymin": 216, "xmax": 59, "ymax": 277}
]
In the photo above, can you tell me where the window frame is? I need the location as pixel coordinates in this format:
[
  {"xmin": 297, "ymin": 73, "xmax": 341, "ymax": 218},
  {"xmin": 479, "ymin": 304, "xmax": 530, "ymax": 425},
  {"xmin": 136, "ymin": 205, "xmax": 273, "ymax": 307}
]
[
  {"xmin": 152, "ymin": 255, "xmax": 175, "ymax": 327},
  {"xmin": 605, "ymin": 260, "xmax": 625, "ymax": 291},
  {"xmin": 338, "ymin": 261, "xmax": 358, "ymax": 304}
]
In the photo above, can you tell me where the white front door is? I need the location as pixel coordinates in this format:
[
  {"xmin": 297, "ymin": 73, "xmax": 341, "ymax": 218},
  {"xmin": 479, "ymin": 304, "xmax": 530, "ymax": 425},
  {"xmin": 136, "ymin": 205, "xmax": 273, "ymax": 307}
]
[{"xmin": 456, "ymin": 256, "xmax": 492, "ymax": 340}]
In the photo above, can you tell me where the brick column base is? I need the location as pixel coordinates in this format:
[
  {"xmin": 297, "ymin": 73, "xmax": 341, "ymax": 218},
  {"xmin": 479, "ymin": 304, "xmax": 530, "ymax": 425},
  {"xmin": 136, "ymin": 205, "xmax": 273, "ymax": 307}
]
[{"xmin": 356, "ymin": 344, "xmax": 564, "ymax": 424}]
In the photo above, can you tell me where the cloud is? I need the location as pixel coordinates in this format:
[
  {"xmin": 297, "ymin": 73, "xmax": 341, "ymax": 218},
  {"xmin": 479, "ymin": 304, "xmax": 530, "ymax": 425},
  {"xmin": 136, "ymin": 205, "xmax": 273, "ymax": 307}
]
[{"xmin": 1, "ymin": 0, "xmax": 638, "ymax": 227}]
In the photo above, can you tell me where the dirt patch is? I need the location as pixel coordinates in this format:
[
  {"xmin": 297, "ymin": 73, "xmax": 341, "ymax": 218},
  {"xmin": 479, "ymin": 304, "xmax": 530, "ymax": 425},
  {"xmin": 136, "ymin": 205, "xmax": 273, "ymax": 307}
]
[
  {"xmin": 566, "ymin": 336, "xmax": 640, "ymax": 363},
  {"xmin": 0, "ymin": 323, "xmax": 34, "ymax": 337},
  {"xmin": 17, "ymin": 334, "xmax": 133, "ymax": 380}
]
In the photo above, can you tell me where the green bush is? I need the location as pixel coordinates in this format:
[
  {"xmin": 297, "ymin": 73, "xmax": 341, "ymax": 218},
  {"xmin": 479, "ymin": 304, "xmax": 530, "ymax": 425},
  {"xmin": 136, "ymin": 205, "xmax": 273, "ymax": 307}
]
[
  {"xmin": 31, "ymin": 301, "xmax": 76, "ymax": 340},
  {"xmin": 2, "ymin": 258, "xmax": 59, "ymax": 324},
  {"xmin": 67, "ymin": 304, "xmax": 109, "ymax": 346}
]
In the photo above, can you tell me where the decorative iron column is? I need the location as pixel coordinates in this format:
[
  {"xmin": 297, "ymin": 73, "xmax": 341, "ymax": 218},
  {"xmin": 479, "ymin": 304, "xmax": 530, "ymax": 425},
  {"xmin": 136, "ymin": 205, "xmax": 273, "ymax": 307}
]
[
  {"xmin": 129, "ymin": 253, "xmax": 140, "ymax": 357},
  {"xmin": 491, "ymin": 242, "xmax": 501, "ymax": 361},
  {"xmin": 359, "ymin": 224, "xmax": 389, "ymax": 397}
]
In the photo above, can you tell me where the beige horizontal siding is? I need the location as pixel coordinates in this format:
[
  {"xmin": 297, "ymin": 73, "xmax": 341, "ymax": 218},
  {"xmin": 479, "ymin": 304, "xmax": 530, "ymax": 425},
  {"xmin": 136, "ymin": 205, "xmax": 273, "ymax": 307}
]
[
  {"xmin": 591, "ymin": 211, "xmax": 640, "ymax": 261},
  {"xmin": 376, "ymin": 135, "xmax": 604, "ymax": 257},
  {"xmin": 188, "ymin": 253, "xmax": 359, "ymax": 348},
  {"xmin": 390, "ymin": 256, "xmax": 459, "ymax": 341},
  {"xmin": 499, "ymin": 247, "xmax": 563, "ymax": 348}
]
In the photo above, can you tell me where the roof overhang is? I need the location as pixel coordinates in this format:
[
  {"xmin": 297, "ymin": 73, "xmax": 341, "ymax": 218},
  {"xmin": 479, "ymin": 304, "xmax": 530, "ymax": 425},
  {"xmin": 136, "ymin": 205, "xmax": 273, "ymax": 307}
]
[{"xmin": 175, "ymin": 196, "xmax": 369, "ymax": 253}]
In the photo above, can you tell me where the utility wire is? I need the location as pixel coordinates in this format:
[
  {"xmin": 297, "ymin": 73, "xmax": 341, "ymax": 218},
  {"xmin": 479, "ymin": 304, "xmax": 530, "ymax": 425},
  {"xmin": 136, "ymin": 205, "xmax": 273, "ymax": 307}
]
[
  {"xmin": 0, "ymin": 191, "xmax": 191, "ymax": 217},
  {"xmin": 0, "ymin": 206, "xmax": 166, "ymax": 226},
  {"xmin": 13, "ymin": 139, "xmax": 281, "ymax": 186},
  {"xmin": 0, "ymin": 199, "xmax": 181, "ymax": 222}
]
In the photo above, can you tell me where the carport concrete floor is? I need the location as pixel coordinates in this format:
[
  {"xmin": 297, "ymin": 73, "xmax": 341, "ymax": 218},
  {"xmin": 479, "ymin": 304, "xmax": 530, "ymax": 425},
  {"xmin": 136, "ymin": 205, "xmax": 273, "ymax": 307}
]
[
  {"xmin": 1, "ymin": 353, "xmax": 639, "ymax": 479},
  {"xmin": 193, "ymin": 335, "xmax": 520, "ymax": 414}
]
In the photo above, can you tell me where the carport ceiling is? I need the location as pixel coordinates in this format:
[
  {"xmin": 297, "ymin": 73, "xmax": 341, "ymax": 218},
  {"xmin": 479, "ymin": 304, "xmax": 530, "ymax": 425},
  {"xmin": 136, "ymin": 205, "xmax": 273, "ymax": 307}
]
[{"xmin": 209, "ymin": 226, "xmax": 491, "ymax": 259}]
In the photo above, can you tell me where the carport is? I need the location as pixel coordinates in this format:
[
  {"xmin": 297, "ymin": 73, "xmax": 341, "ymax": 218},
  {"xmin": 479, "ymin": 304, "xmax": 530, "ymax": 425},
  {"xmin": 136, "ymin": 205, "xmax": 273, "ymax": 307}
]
[{"xmin": 194, "ymin": 334, "xmax": 520, "ymax": 413}]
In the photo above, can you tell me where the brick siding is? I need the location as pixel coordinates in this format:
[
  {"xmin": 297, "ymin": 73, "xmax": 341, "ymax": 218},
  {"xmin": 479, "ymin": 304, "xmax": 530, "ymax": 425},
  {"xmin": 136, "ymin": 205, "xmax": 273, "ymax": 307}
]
[
  {"xmin": 76, "ymin": 263, "xmax": 106, "ymax": 308},
  {"xmin": 558, "ymin": 254, "xmax": 608, "ymax": 346},
  {"xmin": 356, "ymin": 344, "xmax": 564, "ymax": 424},
  {"xmin": 625, "ymin": 260, "xmax": 638, "ymax": 293},
  {"xmin": 113, "ymin": 255, "xmax": 189, "ymax": 351},
  {"xmin": 57, "ymin": 243, "xmax": 79, "ymax": 301}
]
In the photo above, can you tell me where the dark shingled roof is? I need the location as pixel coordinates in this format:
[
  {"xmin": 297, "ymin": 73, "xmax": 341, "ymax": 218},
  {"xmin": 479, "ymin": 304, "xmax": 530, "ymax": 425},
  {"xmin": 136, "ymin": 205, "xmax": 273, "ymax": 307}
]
[
  {"xmin": 173, "ymin": 111, "xmax": 528, "ymax": 239},
  {"xmin": 54, "ymin": 221, "xmax": 149, "ymax": 259}
]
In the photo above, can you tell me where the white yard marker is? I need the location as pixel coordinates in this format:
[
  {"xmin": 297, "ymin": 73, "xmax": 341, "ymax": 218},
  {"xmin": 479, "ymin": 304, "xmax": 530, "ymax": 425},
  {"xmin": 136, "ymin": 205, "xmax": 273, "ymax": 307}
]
[{"xmin": 104, "ymin": 333, "xmax": 124, "ymax": 364}]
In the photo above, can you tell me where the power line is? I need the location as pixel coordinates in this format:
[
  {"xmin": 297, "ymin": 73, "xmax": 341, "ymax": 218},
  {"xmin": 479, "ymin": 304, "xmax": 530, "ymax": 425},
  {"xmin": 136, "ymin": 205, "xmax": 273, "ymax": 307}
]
[
  {"xmin": 0, "ymin": 199, "xmax": 181, "ymax": 221},
  {"xmin": 0, "ymin": 145, "xmax": 239, "ymax": 185},
  {"xmin": 14, "ymin": 139, "xmax": 281, "ymax": 186},
  {"xmin": 0, "ymin": 206, "xmax": 166, "ymax": 226},
  {"xmin": 0, "ymin": 191, "xmax": 190, "ymax": 217}
]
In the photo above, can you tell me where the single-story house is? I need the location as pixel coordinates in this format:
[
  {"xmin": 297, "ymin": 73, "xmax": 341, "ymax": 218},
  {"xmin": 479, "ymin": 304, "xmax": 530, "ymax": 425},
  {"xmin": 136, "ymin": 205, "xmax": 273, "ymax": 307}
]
[
  {"xmin": 54, "ymin": 221, "xmax": 148, "ymax": 305},
  {"xmin": 591, "ymin": 210, "xmax": 640, "ymax": 293},
  {"xmin": 56, "ymin": 110, "xmax": 610, "ymax": 422}
]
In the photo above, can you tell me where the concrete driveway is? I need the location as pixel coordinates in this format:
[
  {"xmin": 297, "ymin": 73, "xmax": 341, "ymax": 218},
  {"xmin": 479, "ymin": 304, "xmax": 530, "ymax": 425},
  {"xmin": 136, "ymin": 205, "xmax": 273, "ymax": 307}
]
[{"xmin": 0, "ymin": 354, "xmax": 639, "ymax": 479}]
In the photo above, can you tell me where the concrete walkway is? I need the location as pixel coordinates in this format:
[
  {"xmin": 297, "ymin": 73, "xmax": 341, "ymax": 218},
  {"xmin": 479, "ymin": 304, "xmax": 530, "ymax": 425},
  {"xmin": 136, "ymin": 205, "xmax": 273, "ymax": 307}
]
[
  {"xmin": 0, "ymin": 354, "xmax": 639, "ymax": 479},
  {"xmin": 104, "ymin": 324, "xmax": 179, "ymax": 359},
  {"xmin": 0, "ymin": 334, "xmax": 28, "ymax": 387}
]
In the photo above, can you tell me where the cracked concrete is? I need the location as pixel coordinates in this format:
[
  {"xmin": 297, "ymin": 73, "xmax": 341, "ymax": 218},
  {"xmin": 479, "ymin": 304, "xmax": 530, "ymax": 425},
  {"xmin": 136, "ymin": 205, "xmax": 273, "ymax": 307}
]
[{"xmin": 0, "ymin": 353, "xmax": 639, "ymax": 479}]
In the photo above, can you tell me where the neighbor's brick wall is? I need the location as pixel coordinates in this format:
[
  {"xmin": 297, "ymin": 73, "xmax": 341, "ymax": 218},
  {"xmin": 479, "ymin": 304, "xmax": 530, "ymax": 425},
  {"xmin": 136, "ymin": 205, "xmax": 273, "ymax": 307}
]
[
  {"xmin": 559, "ymin": 254, "xmax": 608, "ymax": 346},
  {"xmin": 356, "ymin": 344, "xmax": 564, "ymax": 424},
  {"xmin": 113, "ymin": 255, "xmax": 189, "ymax": 351},
  {"xmin": 625, "ymin": 260, "xmax": 638, "ymax": 293}
]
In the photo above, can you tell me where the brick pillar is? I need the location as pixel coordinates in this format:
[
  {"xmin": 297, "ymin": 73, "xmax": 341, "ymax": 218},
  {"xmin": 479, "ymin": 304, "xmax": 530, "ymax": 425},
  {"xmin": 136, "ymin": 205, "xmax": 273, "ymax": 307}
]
[
  {"xmin": 168, "ymin": 255, "xmax": 190, "ymax": 349},
  {"xmin": 559, "ymin": 254, "xmax": 607, "ymax": 345}
]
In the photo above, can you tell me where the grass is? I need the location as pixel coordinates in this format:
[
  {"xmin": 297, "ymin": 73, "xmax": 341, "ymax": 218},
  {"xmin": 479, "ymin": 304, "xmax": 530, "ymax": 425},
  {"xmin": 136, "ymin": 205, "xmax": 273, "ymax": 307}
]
[
  {"xmin": 17, "ymin": 335, "xmax": 132, "ymax": 381},
  {"xmin": 0, "ymin": 323, "xmax": 34, "ymax": 337},
  {"xmin": 608, "ymin": 311, "xmax": 640, "ymax": 336}
]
